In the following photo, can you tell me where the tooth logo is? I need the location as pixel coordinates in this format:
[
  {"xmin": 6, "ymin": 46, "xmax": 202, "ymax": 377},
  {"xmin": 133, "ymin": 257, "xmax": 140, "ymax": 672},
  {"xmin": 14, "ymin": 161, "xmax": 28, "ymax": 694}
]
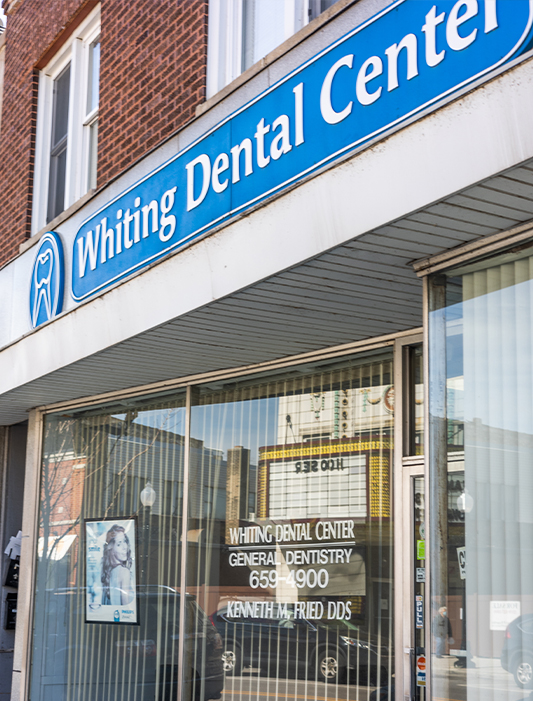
[{"xmin": 29, "ymin": 231, "xmax": 65, "ymax": 328}]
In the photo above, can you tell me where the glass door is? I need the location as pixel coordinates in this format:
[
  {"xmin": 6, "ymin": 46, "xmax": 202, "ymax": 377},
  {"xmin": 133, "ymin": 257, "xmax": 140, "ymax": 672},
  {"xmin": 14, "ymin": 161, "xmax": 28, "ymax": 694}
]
[{"xmin": 401, "ymin": 466, "xmax": 426, "ymax": 701}]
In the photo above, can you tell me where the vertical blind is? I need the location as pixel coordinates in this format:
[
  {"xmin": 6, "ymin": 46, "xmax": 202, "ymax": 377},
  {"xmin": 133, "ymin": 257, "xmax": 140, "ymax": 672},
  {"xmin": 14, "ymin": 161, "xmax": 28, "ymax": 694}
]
[
  {"xmin": 462, "ymin": 256, "xmax": 533, "ymax": 701},
  {"xmin": 188, "ymin": 353, "xmax": 395, "ymax": 701},
  {"xmin": 432, "ymin": 252, "xmax": 533, "ymax": 701},
  {"xmin": 30, "ymin": 349, "xmax": 396, "ymax": 701},
  {"xmin": 30, "ymin": 397, "xmax": 186, "ymax": 701}
]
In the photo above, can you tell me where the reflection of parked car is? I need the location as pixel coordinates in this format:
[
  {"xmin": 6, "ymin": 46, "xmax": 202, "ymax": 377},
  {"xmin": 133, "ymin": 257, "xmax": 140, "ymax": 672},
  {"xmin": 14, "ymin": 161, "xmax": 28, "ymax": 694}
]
[
  {"xmin": 211, "ymin": 604, "xmax": 389, "ymax": 686},
  {"xmin": 44, "ymin": 586, "xmax": 224, "ymax": 701},
  {"xmin": 502, "ymin": 614, "xmax": 533, "ymax": 690}
]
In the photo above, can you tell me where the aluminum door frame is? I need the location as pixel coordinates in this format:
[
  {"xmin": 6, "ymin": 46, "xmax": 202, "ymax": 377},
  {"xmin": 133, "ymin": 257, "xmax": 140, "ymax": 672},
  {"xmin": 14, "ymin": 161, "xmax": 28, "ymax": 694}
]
[{"xmin": 393, "ymin": 333, "xmax": 424, "ymax": 701}]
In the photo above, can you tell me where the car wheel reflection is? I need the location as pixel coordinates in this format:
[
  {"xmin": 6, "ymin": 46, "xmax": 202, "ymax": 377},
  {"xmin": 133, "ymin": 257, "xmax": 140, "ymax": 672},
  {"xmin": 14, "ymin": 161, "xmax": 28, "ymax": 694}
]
[
  {"xmin": 317, "ymin": 649, "xmax": 346, "ymax": 683},
  {"xmin": 514, "ymin": 654, "xmax": 533, "ymax": 690},
  {"xmin": 222, "ymin": 645, "xmax": 241, "ymax": 676}
]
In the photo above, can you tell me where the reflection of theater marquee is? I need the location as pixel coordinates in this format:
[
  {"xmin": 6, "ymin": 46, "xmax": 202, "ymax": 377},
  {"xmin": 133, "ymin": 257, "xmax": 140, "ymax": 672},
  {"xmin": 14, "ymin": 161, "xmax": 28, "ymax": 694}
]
[{"xmin": 257, "ymin": 436, "xmax": 391, "ymax": 520}]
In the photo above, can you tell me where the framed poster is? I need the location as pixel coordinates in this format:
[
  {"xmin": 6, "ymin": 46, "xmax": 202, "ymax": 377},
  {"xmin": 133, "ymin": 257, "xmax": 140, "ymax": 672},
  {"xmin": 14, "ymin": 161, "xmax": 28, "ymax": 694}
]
[{"xmin": 85, "ymin": 517, "xmax": 138, "ymax": 624}]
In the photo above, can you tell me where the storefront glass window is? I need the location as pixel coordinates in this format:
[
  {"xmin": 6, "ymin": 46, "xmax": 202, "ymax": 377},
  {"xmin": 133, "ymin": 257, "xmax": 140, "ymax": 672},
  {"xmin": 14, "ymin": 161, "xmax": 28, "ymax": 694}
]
[
  {"xmin": 408, "ymin": 344, "xmax": 424, "ymax": 456},
  {"xmin": 29, "ymin": 350, "xmax": 396, "ymax": 701},
  {"xmin": 29, "ymin": 395, "xmax": 187, "ymax": 701},
  {"xmin": 186, "ymin": 350, "xmax": 395, "ymax": 700},
  {"xmin": 429, "ymin": 250, "xmax": 533, "ymax": 700}
]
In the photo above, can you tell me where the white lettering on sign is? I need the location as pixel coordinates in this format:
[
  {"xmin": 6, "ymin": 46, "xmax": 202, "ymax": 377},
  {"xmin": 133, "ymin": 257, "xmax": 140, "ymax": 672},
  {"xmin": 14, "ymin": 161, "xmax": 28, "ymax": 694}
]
[
  {"xmin": 186, "ymin": 85, "xmax": 305, "ymax": 212},
  {"xmin": 321, "ymin": 0, "xmax": 498, "ymax": 118},
  {"xmin": 77, "ymin": 187, "xmax": 177, "ymax": 278},
  {"xmin": 320, "ymin": 55, "xmax": 354, "ymax": 124},
  {"xmin": 74, "ymin": 0, "xmax": 531, "ymax": 305},
  {"xmin": 228, "ymin": 547, "xmax": 354, "ymax": 568},
  {"xmin": 315, "ymin": 520, "xmax": 355, "ymax": 541},
  {"xmin": 227, "ymin": 519, "xmax": 355, "ymax": 545},
  {"xmin": 225, "ymin": 600, "xmax": 352, "ymax": 621}
]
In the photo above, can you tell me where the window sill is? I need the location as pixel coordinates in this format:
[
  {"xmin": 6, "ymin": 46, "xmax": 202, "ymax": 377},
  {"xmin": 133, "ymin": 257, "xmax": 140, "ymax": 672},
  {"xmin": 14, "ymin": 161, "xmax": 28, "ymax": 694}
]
[
  {"xmin": 196, "ymin": 0, "xmax": 359, "ymax": 119},
  {"xmin": 19, "ymin": 188, "xmax": 96, "ymax": 256}
]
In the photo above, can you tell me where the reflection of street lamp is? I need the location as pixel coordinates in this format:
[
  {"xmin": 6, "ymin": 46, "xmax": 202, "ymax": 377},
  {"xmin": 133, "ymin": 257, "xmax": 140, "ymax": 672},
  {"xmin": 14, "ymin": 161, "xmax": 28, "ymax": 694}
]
[
  {"xmin": 140, "ymin": 482, "xmax": 156, "ymax": 507},
  {"xmin": 140, "ymin": 482, "xmax": 156, "ymax": 593},
  {"xmin": 457, "ymin": 489, "xmax": 474, "ymax": 513}
]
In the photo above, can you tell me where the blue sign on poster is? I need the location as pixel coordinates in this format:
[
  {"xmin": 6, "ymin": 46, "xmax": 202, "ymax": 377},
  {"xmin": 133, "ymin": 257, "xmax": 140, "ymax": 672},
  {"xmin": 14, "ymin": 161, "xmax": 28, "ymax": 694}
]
[{"xmin": 72, "ymin": 0, "xmax": 533, "ymax": 301}]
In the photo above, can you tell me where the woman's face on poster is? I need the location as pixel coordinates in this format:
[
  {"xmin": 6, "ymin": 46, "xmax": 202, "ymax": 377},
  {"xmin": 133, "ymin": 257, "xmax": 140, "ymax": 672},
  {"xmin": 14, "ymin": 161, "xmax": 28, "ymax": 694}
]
[{"xmin": 112, "ymin": 532, "xmax": 128, "ymax": 563}]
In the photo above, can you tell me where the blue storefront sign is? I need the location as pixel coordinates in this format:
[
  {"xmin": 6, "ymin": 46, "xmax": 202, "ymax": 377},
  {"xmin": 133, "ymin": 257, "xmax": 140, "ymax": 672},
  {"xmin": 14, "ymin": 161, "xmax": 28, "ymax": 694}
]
[{"xmin": 72, "ymin": 0, "xmax": 533, "ymax": 301}]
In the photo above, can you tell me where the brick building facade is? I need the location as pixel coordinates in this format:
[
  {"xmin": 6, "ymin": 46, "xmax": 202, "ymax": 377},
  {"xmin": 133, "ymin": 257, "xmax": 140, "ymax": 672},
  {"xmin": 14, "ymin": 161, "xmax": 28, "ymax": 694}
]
[{"xmin": 3, "ymin": 3, "xmax": 533, "ymax": 701}]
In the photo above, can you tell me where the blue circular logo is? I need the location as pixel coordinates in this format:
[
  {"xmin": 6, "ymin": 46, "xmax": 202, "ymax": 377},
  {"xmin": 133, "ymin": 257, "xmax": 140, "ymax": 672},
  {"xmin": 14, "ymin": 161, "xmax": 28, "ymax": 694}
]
[{"xmin": 29, "ymin": 231, "xmax": 65, "ymax": 329}]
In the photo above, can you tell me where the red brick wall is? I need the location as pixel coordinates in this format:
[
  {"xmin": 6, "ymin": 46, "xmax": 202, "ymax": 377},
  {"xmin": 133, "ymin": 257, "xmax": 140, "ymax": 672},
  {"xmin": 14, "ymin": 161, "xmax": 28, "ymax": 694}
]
[
  {"xmin": 0, "ymin": 0, "xmax": 208, "ymax": 267},
  {"xmin": 98, "ymin": 0, "xmax": 208, "ymax": 187}
]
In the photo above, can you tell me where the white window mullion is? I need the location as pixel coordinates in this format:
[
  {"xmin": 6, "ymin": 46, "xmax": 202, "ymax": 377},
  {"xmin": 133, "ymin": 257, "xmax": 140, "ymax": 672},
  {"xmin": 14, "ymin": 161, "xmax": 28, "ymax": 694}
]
[
  {"xmin": 284, "ymin": 0, "xmax": 297, "ymax": 41},
  {"xmin": 206, "ymin": 0, "xmax": 222, "ymax": 98},
  {"xmin": 31, "ymin": 72, "xmax": 53, "ymax": 234},
  {"xmin": 207, "ymin": 0, "xmax": 244, "ymax": 98},
  {"xmin": 64, "ymin": 37, "xmax": 84, "ymax": 209},
  {"xmin": 228, "ymin": 0, "xmax": 243, "ymax": 84}
]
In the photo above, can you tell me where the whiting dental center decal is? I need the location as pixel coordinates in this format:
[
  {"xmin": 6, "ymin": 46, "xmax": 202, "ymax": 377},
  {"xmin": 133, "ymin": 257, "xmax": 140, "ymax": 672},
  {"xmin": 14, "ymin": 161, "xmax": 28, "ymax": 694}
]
[
  {"xmin": 220, "ymin": 438, "xmax": 390, "ymax": 624},
  {"xmin": 225, "ymin": 518, "xmax": 366, "ymax": 623},
  {"xmin": 85, "ymin": 518, "xmax": 138, "ymax": 624}
]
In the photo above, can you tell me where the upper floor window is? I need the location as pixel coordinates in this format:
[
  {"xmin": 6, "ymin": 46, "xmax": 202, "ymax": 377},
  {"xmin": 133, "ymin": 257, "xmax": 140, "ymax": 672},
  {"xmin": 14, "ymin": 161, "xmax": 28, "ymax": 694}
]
[
  {"xmin": 32, "ymin": 6, "xmax": 100, "ymax": 232},
  {"xmin": 207, "ymin": 0, "xmax": 339, "ymax": 98}
]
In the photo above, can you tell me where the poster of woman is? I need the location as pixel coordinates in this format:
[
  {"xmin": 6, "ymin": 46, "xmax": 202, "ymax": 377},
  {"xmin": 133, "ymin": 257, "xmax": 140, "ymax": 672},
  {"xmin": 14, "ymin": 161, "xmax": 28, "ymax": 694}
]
[{"xmin": 85, "ymin": 518, "xmax": 138, "ymax": 623}]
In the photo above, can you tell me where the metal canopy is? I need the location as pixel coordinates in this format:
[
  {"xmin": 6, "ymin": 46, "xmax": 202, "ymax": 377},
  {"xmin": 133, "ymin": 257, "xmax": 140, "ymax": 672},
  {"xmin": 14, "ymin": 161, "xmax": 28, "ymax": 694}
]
[{"xmin": 2, "ymin": 157, "xmax": 533, "ymax": 425}]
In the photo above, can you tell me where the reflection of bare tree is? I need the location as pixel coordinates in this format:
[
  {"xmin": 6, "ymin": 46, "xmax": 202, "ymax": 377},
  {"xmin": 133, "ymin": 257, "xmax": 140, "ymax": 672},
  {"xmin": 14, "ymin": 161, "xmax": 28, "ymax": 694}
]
[
  {"xmin": 102, "ymin": 409, "xmax": 176, "ymax": 518},
  {"xmin": 39, "ymin": 418, "xmax": 82, "ymax": 572},
  {"xmin": 38, "ymin": 409, "xmax": 180, "ymax": 584},
  {"xmin": 32, "ymin": 408, "xmax": 186, "ymax": 701}
]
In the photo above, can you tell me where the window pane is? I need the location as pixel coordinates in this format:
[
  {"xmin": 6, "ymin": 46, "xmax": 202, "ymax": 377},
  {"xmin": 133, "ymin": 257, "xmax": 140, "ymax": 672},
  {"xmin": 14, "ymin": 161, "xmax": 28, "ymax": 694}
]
[
  {"xmin": 429, "ymin": 253, "xmax": 533, "ymax": 701},
  {"xmin": 409, "ymin": 344, "xmax": 424, "ymax": 455},
  {"xmin": 308, "ymin": 0, "xmax": 339, "ymax": 22},
  {"xmin": 51, "ymin": 65, "xmax": 70, "ymax": 148},
  {"xmin": 186, "ymin": 351, "xmax": 395, "ymax": 700},
  {"xmin": 242, "ymin": 0, "xmax": 286, "ymax": 71},
  {"xmin": 47, "ymin": 64, "xmax": 70, "ymax": 221},
  {"xmin": 47, "ymin": 144, "xmax": 67, "ymax": 223},
  {"xmin": 87, "ymin": 40, "xmax": 100, "ymax": 115},
  {"xmin": 29, "ymin": 395, "xmax": 188, "ymax": 701},
  {"xmin": 242, "ymin": 0, "xmax": 341, "ymax": 71}
]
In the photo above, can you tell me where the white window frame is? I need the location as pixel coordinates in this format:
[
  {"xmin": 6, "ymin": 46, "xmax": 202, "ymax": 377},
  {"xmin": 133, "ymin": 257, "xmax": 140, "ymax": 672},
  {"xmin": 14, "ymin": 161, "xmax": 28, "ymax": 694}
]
[
  {"xmin": 32, "ymin": 5, "xmax": 100, "ymax": 234},
  {"xmin": 207, "ymin": 0, "xmax": 339, "ymax": 99}
]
